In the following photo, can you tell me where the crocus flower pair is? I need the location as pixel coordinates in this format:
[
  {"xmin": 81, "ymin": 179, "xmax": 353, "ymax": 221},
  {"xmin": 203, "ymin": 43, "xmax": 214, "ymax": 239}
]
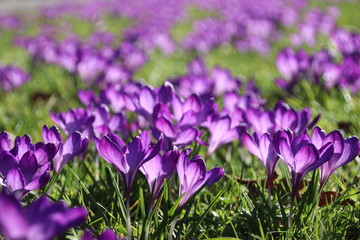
[
  {"xmin": 95, "ymin": 131, "xmax": 162, "ymax": 195},
  {"xmin": 245, "ymin": 101, "xmax": 319, "ymax": 136},
  {"xmin": 0, "ymin": 193, "xmax": 87, "ymax": 240},
  {"xmin": 96, "ymin": 131, "xmax": 224, "ymax": 209}
]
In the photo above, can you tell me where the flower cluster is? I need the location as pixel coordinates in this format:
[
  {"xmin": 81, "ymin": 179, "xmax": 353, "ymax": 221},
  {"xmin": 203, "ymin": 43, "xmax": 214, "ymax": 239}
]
[
  {"xmin": 276, "ymin": 27, "xmax": 360, "ymax": 93},
  {"xmin": 244, "ymin": 126, "xmax": 359, "ymax": 198}
]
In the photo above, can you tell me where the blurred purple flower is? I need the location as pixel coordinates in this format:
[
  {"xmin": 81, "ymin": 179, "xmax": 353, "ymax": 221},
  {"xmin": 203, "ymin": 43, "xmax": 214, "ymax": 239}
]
[
  {"xmin": 0, "ymin": 193, "xmax": 87, "ymax": 240},
  {"xmin": 82, "ymin": 229, "xmax": 120, "ymax": 240},
  {"xmin": 0, "ymin": 64, "xmax": 30, "ymax": 92}
]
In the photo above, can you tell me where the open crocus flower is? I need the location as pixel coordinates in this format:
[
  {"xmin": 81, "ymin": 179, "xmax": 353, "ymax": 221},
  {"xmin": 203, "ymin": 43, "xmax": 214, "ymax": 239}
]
[
  {"xmin": 243, "ymin": 132, "xmax": 279, "ymax": 189},
  {"xmin": 311, "ymin": 126, "xmax": 359, "ymax": 187},
  {"xmin": 274, "ymin": 131, "xmax": 334, "ymax": 198},
  {"xmin": 0, "ymin": 132, "xmax": 56, "ymax": 199},
  {"xmin": 176, "ymin": 149, "xmax": 224, "ymax": 208},
  {"xmin": 0, "ymin": 193, "xmax": 87, "ymax": 240},
  {"xmin": 95, "ymin": 131, "xmax": 162, "ymax": 195},
  {"xmin": 140, "ymin": 148, "xmax": 180, "ymax": 210},
  {"xmin": 0, "ymin": 151, "xmax": 51, "ymax": 199},
  {"xmin": 42, "ymin": 125, "xmax": 89, "ymax": 173}
]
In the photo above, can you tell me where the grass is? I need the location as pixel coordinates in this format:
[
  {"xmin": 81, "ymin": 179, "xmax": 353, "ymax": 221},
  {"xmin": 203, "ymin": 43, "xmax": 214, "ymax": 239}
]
[{"xmin": 0, "ymin": 0, "xmax": 360, "ymax": 239}]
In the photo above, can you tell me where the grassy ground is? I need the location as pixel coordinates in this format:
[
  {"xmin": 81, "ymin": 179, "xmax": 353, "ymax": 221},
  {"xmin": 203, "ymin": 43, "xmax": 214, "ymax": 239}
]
[{"xmin": 0, "ymin": 0, "xmax": 359, "ymax": 239}]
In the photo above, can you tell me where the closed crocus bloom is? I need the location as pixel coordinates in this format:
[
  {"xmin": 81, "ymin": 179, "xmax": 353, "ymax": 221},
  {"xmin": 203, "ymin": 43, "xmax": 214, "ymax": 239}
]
[
  {"xmin": 243, "ymin": 132, "xmax": 279, "ymax": 188},
  {"xmin": 176, "ymin": 149, "xmax": 224, "ymax": 208},
  {"xmin": 95, "ymin": 131, "xmax": 162, "ymax": 194},
  {"xmin": 311, "ymin": 126, "xmax": 359, "ymax": 187},
  {"xmin": 0, "ymin": 193, "xmax": 87, "ymax": 240},
  {"xmin": 275, "ymin": 132, "xmax": 334, "ymax": 197}
]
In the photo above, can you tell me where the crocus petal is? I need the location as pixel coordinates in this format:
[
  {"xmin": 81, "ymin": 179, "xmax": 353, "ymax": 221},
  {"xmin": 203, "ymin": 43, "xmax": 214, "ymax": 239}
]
[
  {"xmin": 25, "ymin": 170, "xmax": 50, "ymax": 191},
  {"xmin": 335, "ymin": 136, "xmax": 359, "ymax": 169},
  {"xmin": 243, "ymin": 132, "xmax": 262, "ymax": 160},
  {"xmin": 6, "ymin": 168, "xmax": 26, "ymax": 191},
  {"xmin": 173, "ymin": 128, "xmax": 197, "ymax": 147},
  {"xmin": 0, "ymin": 132, "xmax": 11, "ymax": 152},
  {"xmin": 35, "ymin": 143, "xmax": 57, "ymax": 165},
  {"xmin": 139, "ymin": 87, "xmax": 156, "ymax": 114},
  {"xmin": 18, "ymin": 151, "xmax": 38, "ymax": 183},
  {"xmin": 99, "ymin": 229, "xmax": 119, "ymax": 240},
  {"xmin": 311, "ymin": 126, "xmax": 326, "ymax": 149},
  {"xmin": 279, "ymin": 138, "xmax": 295, "ymax": 170},
  {"xmin": 155, "ymin": 117, "xmax": 176, "ymax": 138},
  {"xmin": 97, "ymin": 135, "xmax": 127, "ymax": 173},
  {"xmin": 42, "ymin": 125, "xmax": 62, "ymax": 144},
  {"xmin": 0, "ymin": 193, "xmax": 29, "ymax": 239},
  {"xmin": 204, "ymin": 167, "xmax": 224, "ymax": 186},
  {"xmin": 293, "ymin": 144, "xmax": 318, "ymax": 174},
  {"xmin": 0, "ymin": 152, "xmax": 17, "ymax": 176}
]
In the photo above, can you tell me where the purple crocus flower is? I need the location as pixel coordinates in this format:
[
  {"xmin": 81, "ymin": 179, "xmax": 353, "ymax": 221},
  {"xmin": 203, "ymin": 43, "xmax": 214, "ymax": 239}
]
[
  {"xmin": 273, "ymin": 101, "xmax": 320, "ymax": 135},
  {"xmin": 82, "ymin": 229, "xmax": 120, "ymax": 240},
  {"xmin": 243, "ymin": 132, "xmax": 279, "ymax": 189},
  {"xmin": 311, "ymin": 126, "xmax": 359, "ymax": 187},
  {"xmin": 140, "ymin": 148, "xmax": 179, "ymax": 210},
  {"xmin": 0, "ymin": 151, "xmax": 50, "ymax": 199},
  {"xmin": 42, "ymin": 125, "xmax": 89, "ymax": 173},
  {"xmin": 0, "ymin": 193, "xmax": 87, "ymax": 240},
  {"xmin": 0, "ymin": 132, "xmax": 56, "ymax": 199},
  {"xmin": 0, "ymin": 64, "xmax": 30, "ymax": 92},
  {"xmin": 245, "ymin": 107, "xmax": 275, "ymax": 135},
  {"xmin": 152, "ymin": 103, "xmax": 198, "ymax": 149},
  {"xmin": 275, "ymin": 131, "xmax": 334, "ymax": 197},
  {"xmin": 205, "ymin": 116, "xmax": 245, "ymax": 157},
  {"xmin": 95, "ymin": 131, "xmax": 162, "ymax": 195},
  {"xmin": 50, "ymin": 108, "xmax": 95, "ymax": 137},
  {"xmin": 92, "ymin": 105, "xmax": 128, "ymax": 138},
  {"xmin": 176, "ymin": 149, "xmax": 224, "ymax": 208}
]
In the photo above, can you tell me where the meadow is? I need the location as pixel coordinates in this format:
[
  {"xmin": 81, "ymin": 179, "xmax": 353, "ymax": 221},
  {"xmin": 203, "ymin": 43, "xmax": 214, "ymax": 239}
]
[{"xmin": 0, "ymin": 0, "xmax": 359, "ymax": 239}]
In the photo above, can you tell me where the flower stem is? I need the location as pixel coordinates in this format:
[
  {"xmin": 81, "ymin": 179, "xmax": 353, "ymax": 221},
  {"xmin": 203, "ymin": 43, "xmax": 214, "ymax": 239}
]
[
  {"xmin": 126, "ymin": 193, "xmax": 132, "ymax": 240},
  {"xmin": 288, "ymin": 196, "xmax": 294, "ymax": 236},
  {"xmin": 267, "ymin": 185, "xmax": 272, "ymax": 208}
]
